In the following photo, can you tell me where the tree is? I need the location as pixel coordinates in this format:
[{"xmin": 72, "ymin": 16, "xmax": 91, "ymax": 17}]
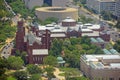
[
  {"xmin": 15, "ymin": 50, "xmax": 27, "ymax": 64},
  {"xmin": 64, "ymin": 52, "xmax": 80, "ymax": 68},
  {"xmin": 29, "ymin": 74, "xmax": 42, "ymax": 80},
  {"xmin": 42, "ymin": 17, "xmax": 59, "ymax": 25},
  {"xmin": 44, "ymin": 66, "xmax": 55, "ymax": 80},
  {"xmin": 113, "ymin": 40, "xmax": 120, "ymax": 52},
  {"xmin": 49, "ymin": 38, "xmax": 63, "ymax": 56},
  {"xmin": 43, "ymin": 56, "xmax": 57, "ymax": 66},
  {"xmin": 7, "ymin": 56, "xmax": 24, "ymax": 70},
  {"xmin": 14, "ymin": 71, "xmax": 27, "ymax": 80},
  {"xmin": 115, "ymin": 19, "xmax": 120, "ymax": 29},
  {"xmin": 101, "ymin": 11, "xmax": 112, "ymax": 20},
  {"xmin": 27, "ymin": 64, "xmax": 42, "ymax": 74},
  {"xmin": 79, "ymin": 15, "xmax": 93, "ymax": 23},
  {"xmin": 0, "ymin": 58, "xmax": 8, "ymax": 80}
]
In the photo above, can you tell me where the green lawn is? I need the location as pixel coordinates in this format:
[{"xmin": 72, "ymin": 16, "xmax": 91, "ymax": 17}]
[{"xmin": 7, "ymin": 76, "xmax": 16, "ymax": 80}]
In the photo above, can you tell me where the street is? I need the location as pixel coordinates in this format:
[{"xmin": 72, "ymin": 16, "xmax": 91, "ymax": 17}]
[{"xmin": 1, "ymin": 42, "xmax": 14, "ymax": 58}]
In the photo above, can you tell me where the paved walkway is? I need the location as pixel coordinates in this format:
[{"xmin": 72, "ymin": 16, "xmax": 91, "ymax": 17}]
[{"xmin": 54, "ymin": 68, "xmax": 65, "ymax": 80}]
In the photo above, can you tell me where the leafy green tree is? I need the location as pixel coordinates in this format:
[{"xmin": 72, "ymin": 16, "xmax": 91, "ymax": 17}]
[
  {"xmin": 49, "ymin": 39, "xmax": 63, "ymax": 56},
  {"xmin": 14, "ymin": 71, "xmax": 27, "ymax": 80},
  {"xmin": 0, "ymin": 0, "xmax": 9, "ymax": 18},
  {"xmin": 101, "ymin": 11, "xmax": 112, "ymax": 20},
  {"xmin": 113, "ymin": 40, "xmax": 120, "ymax": 52},
  {"xmin": 0, "ymin": 58, "xmax": 8, "ymax": 80},
  {"xmin": 64, "ymin": 52, "xmax": 80, "ymax": 68},
  {"xmin": 15, "ymin": 50, "xmax": 27, "ymax": 64},
  {"xmin": 27, "ymin": 64, "xmax": 42, "ymax": 74},
  {"xmin": 79, "ymin": 15, "xmax": 93, "ymax": 23},
  {"xmin": 49, "ymin": 37, "xmax": 103, "ymax": 68},
  {"xmin": 9, "ymin": 0, "xmax": 34, "ymax": 18},
  {"xmin": 44, "ymin": 66, "xmax": 55, "ymax": 80},
  {"xmin": 29, "ymin": 74, "xmax": 41, "ymax": 80},
  {"xmin": 61, "ymin": 68, "xmax": 81, "ymax": 80},
  {"xmin": 43, "ymin": 56, "xmax": 57, "ymax": 66},
  {"xmin": 115, "ymin": 19, "xmax": 120, "ymax": 29},
  {"xmin": 7, "ymin": 56, "xmax": 24, "ymax": 70},
  {"xmin": 42, "ymin": 17, "xmax": 59, "ymax": 25},
  {"xmin": 7, "ymin": 76, "xmax": 16, "ymax": 80}
]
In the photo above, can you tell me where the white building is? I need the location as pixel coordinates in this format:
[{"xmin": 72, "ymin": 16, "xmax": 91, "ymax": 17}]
[{"xmin": 86, "ymin": 0, "xmax": 116, "ymax": 13}]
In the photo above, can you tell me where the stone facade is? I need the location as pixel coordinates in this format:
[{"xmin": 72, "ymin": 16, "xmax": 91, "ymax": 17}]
[{"xmin": 80, "ymin": 55, "xmax": 120, "ymax": 80}]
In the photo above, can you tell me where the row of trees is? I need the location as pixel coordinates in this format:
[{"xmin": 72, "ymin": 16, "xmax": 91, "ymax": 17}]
[
  {"xmin": 49, "ymin": 37, "xmax": 103, "ymax": 68},
  {"xmin": 6, "ymin": 0, "xmax": 34, "ymax": 18},
  {"xmin": 79, "ymin": 15, "xmax": 94, "ymax": 23},
  {"xmin": 0, "ymin": 0, "xmax": 16, "ymax": 43},
  {"xmin": 0, "ymin": 55, "xmax": 57, "ymax": 80}
]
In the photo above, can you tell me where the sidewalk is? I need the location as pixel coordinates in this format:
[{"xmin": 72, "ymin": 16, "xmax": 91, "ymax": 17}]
[{"xmin": 54, "ymin": 68, "xmax": 65, "ymax": 80}]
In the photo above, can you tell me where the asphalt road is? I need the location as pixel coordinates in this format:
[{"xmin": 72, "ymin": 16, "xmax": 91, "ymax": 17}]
[{"xmin": 1, "ymin": 42, "xmax": 14, "ymax": 58}]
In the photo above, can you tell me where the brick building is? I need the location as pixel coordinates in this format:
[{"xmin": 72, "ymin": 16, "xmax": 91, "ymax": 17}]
[
  {"xmin": 15, "ymin": 18, "xmax": 110, "ymax": 64},
  {"xmin": 16, "ymin": 20, "xmax": 50, "ymax": 64}
]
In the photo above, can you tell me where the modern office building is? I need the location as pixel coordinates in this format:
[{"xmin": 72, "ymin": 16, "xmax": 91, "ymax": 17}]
[
  {"xmin": 86, "ymin": 0, "xmax": 116, "ymax": 14},
  {"xmin": 80, "ymin": 54, "xmax": 120, "ymax": 80},
  {"xmin": 23, "ymin": 0, "xmax": 72, "ymax": 9},
  {"xmin": 114, "ymin": 0, "xmax": 120, "ymax": 19}
]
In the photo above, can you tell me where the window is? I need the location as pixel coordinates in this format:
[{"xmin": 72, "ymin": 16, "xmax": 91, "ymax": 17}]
[{"xmin": 109, "ymin": 78, "xmax": 114, "ymax": 80}]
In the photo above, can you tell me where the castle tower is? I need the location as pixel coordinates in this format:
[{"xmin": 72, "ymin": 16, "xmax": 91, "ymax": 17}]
[{"xmin": 16, "ymin": 20, "xmax": 25, "ymax": 51}]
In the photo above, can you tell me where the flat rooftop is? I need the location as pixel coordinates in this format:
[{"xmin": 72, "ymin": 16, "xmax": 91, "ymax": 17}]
[
  {"xmin": 82, "ymin": 54, "xmax": 120, "ymax": 69},
  {"xmin": 98, "ymin": 0, "xmax": 115, "ymax": 2}
]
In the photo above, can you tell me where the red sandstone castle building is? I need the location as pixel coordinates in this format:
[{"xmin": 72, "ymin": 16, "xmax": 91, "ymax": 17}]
[{"xmin": 15, "ymin": 18, "xmax": 110, "ymax": 64}]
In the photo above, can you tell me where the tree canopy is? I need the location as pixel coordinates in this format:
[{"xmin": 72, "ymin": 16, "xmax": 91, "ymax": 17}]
[
  {"xmin": 0, "ymin": 58, "xmax": 8, "ymax": 80},
  {"xmin": 49, "ymin": 37, "xmax": 103, "ymax": 68},
  {"xmin": 113, "ymin": 40, "xmax": 120, "ymax": 52},
  {"xmin": 27, "ymin": 64, "xmax": 42, "ymax": 74},
  {"xmin": 115, "ymin": 19, "xmax": 120, "ymax": 29},
  {"xmin": 7, "ymin": 56, "xmax": 24, "ymax": 70},
  {"xmin": 14, "ymin": 71, "xmax": 27, "ymax": 80},
  {"xmin": 43, "ymin": 56, "xmax": 57, "ymax": 66}
]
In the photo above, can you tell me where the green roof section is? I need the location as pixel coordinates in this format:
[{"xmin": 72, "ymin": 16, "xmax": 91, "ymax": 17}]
[
  {"xmin": 57, "ymin": 57, "xmax": 65, "ymax": 64},
  {"xmin": 90, "ymin": 38, "xmax": 98, "ymax": 43},
  {"xmin": 109, "ymin": 49, "xmax": 119, "ymax": 54},
  {"xmin": 96, "ymin": 37, "xmax": 104, "ymax": 43},
  {"xmin": 103, "ymin": 49, "xmax": 112, "ymax": 54}
]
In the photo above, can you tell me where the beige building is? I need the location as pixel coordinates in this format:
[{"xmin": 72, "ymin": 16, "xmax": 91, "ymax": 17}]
[
  {"xmin": 35, "ymin": 7, "xmax": 78, "ymax": 21},
  {"xmin": 24, "ymin": 0, "xmax": 43, "ymax": 9},
  {"xmin": 80, "ymin": 54, "xmax": 120, "ymax": 80}
]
